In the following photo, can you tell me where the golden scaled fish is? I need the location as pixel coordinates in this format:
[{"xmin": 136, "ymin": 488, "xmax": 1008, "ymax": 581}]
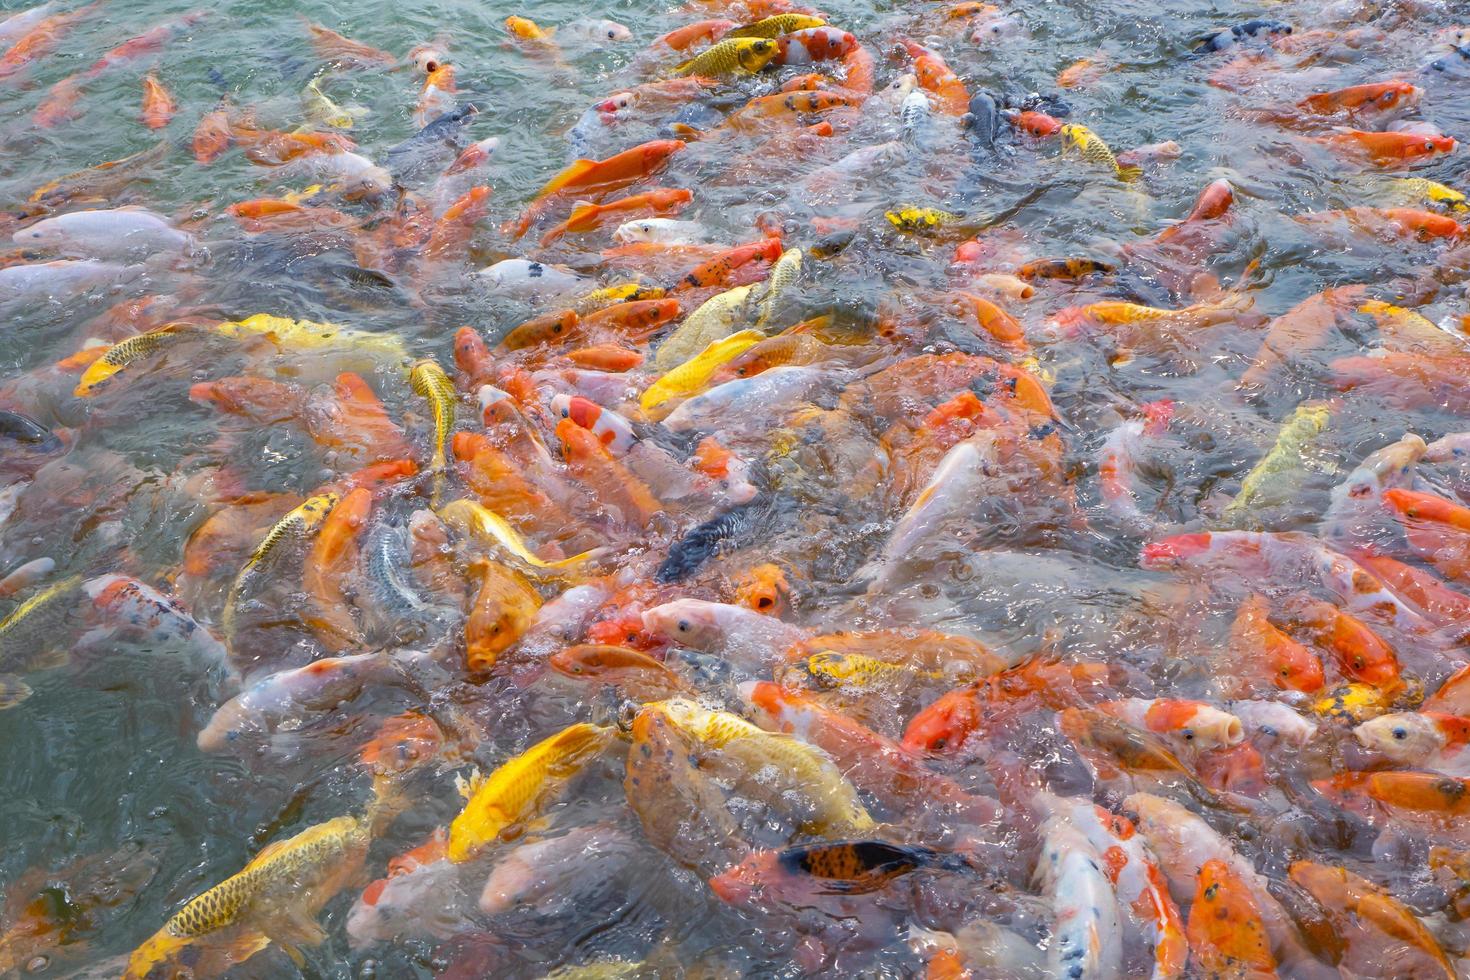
[
  {"xmin": 0, "ymin": 574, "xmax": 84, "ymax": 709},
  {"xmin": 754, "ymin": 245, "xmax": 802, "ymax": 332},
  {"xmin": 1060, "ymin": 123, "xmax": 1141, "ymax": 180},
  {"xmin": 409, "ymin": 359, "xmax": 456, "ymax": 505},
  {"xmin": 222, "ymin": 493, "xmax": 339, "ymax": 643},
  {"xmin": 301, "ymin": 77, "xmax": 367, "ymax": 129},
  {"xmin": 447, "ymin": 722, "xmax": 615, "ymax": 862},
  {"xmin": 438, "ymin": 499, "xmax": 604, "ymax": 571},
  {"xmin": 1313, "ymin": 682, "xmax": 1399, "ymax": 724},
  {"xmin": 673, "ymin": 37, "xmax": 777, "ymax": 76},
  {"xmin": 640, "ymin": 328, "xmax": 765, "ymax": 411},
  {"xmin": 1358, "ymin": 300, "xmax": 1467, "ymax": 357},
  {"xmin": 1385, "ymin": 177, "xmax": 1468, "ymax": 214},
  {"xmin": 653, "ymin": 283, "xmax": 754, "ymax": 371},
  {"xmin": 26, "ymin": 140, "xmax": 171, "ymax": 213},
  {"xmin": 1220, "ymin": 401, "xmax": 1334, "ymax": 527},
  {"xmin": 214, "ymin": 314, "xmax": 408, "ymax": 360},
  {"xmin": 74, "ymin": 322, "xmax": 207, "ymax": 397},
  {"xmin": 124, "ymin": 803, "xmax": 392, "ymax": 979},
  {"xmin": 782, "ymin": 651, "xmax": 944, "ymax": 692},
  {"xmin": 885, "ymin": 206, "xmax": 965, "ymax": 235},
  {"xmin": 724, "ymin": 13, "xmax": 825, "ymax": 38},
  {"xmin": 651, "ymin": 697, "xmax": 875, "ymax": 835},
  {"xmin": 573, "ymin": 281, "xmax": 666, "ymax": 316}
]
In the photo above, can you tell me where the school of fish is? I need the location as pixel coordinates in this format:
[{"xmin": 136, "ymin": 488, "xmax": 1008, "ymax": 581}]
[{"xmin": 2, "ymin": 0, "xmax": 1470, "ymax": 975}]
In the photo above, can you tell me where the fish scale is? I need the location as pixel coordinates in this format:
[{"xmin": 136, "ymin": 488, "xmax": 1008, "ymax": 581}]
[{"xmin": 409, "ymin": 359, "xmax": 456, "ymax": 505}]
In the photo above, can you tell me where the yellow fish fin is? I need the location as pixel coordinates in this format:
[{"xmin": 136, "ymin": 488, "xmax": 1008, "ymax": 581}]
[{"xmin": 538, "ymin": 159, "xmax": 597, "ymax": 198}]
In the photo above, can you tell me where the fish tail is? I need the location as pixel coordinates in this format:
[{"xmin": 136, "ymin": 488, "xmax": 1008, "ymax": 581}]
[{"xmin": 0, "ymin": 673, "xmax": 33, "ymax": 709}]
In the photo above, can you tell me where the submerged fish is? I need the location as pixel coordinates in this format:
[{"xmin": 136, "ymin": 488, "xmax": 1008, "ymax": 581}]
[
  {"xmin": 409, "ymin": 359, "xmax": 456, "ymax": 505},
  {"xmin": 1219, "ymin": 401, "xmax": 1334, "ymax": 527}
]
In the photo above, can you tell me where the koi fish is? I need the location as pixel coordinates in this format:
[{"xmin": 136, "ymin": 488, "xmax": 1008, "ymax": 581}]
[{"xmin": 447, "ymin": 723, "xmax": 614, "ymax": 862}]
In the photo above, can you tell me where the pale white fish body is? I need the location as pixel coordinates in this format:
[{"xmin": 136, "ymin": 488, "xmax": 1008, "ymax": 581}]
[
  {"xmin": 196, "ymin": 651, "xmax": 388, "ymax": 752},
  {"xmin": 532, "ymin": 367, "xmax": 639, "ymax": 405},
  {"xmin": 661, "ymin": 366, "xmax": 825, "ymax": 434},
  {"xmin": 516, "ymin": 582, "xmax": 615, "ymax": 660},
  {"xmin": 479, "ymin": 258, "xmax": 585, "ymax": 298},
  {"xmin": 612, "ymin": 218, "xmax": 706, "ymax": 244},
  {"xmin": 294, "ymin": 150, "xmax": 393, "ymax": 200},
  {"xmin": 900, "ymin": 87, "xmax": 931, "ymax": 132},
  {"xmin": 556, "ymin": 19, "xmax": 633, "ymax": 43},
  {"xmin": 1424, "ymin": 431, "xmax": 1470, "ymax": 464},
  {"xmin": 1228, "ymin": 699, "xmax": 1318, "ymax": 746},
  {"xmin": 1033, "ymin": 792, "xmax": 1182, "ymax": 980},
  {"xmin": 83, "ymin": 573, "xmax": 227, "ymax": 666},
  {"xmin": 14, "ymin": 208, "xmax": 194, "ymax": 259},
  {"xmin": 867, "ymin": 434, "xmax": 994, "ymax": 589},
  {"xmin": 346, "ymin": 858, "xmax": 467, "ymax": 946},
  {"xmin": 1097, "ymin": 417, "xmax": 1150, "ymax": 523},
  {"xmin": 641, "ymin": 597, "xmax": 808, "ymax": 669},
  {"xmin": 1322, "ymin": 433, "xmax": 1426, "ymax": 541},
  {"xmin": 0, "ymin": 2, "xmax": 54, "ymax": 45},
  {"xmin": 0, "ymin": 260, "xmax": 143, "ymax": 304},
  {"xmin": 1034, "ymin": 817, "xmax": 1124, "ymax": 980},
  {"xmin": 478, "ymin": 823, "xmax": 637, "ymax": 915}
]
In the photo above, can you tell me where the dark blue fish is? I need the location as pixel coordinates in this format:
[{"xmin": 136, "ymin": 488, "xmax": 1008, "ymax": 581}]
[
  {"xmin": 386, "ymin": 103, "xmax": 480, "ymax": 183},
  {"xmin": 1423, "ymin": 45, "xmax": 1470, "ymax": 78},
  {"xmin": 963, "ymin": 91, "xmax": 1000, "ymax": 155},
  {"xmin": 0, "ymin": 411, "xmax": 60, "ymax": 452},
  {"xmin": 655, "ymin": 499, "xmax": 765, "ymax": 583}
]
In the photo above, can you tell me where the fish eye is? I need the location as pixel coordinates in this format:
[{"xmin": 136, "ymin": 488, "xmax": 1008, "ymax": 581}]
[
  {"xmin": 1392, "ymin": 726, "xmax": 1408, "ymax": 739},
  {"xmin": 1425, "ymin": 142, "xmax": 1435, "ymax": 151},
  {"xmin": 608, "ymin": 30, "xmax": 616, "ymax": 38},
  {"xmin": 677, "ymin": 619, "xmax": 690, "ymax": 632},
  {"xmin": 1181, "ymin": 729, "xmax": 1195, "ymax": 741}
]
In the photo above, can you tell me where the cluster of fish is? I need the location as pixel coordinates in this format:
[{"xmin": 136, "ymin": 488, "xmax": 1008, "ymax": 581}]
[{"xmin": 4, "ymin": 0, "xmax": 1470, "ymax": 975}]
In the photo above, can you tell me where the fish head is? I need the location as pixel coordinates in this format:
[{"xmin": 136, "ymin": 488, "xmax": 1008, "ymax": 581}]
[
  {"xmin": 360, "ymin": 711, "xmax": 444, "ymax": 775},
  {"xmin": 589, "ymin": 19, "xmax": 633, "ymax": 42},
  {"xmin": 613, "ymin": 220, "xmax": 659, "ymax": 244},
  {"xmin": 900, "ymin": 685, "xmax": 980, "ymax": 754},
  {"xmin": 738, "ymin": 39, "xmax": 778, "ymax": 72},
  {"xmin": 410, "ymin": 45, "xmax": 449, "ymax": 75},
  {"xmin": 805, "ymin": 28, "xmax": 856, "ymax": 59},
  {"xmin": 595, "ymin": 91, "xmax": 636, "ymax": 115},
  {"xmin": 1354, "ymin": 712, "xmax": 1445, "ymax": 764},
  {"xmin": 708, "ymin": 850, "xmax": 780, "ymax": 907},
  {"xmin": 1174, "ymin": 704, "xmax": 1246, "ymax": 749},
  {"xmin": 1379, "ymin": 81, "xmax": 1423, "ymax": 112},
  {"xmin": 640, "ymin": 599, "xmax": 725, "ymax": 649},
  {"xmin": 12, "ymin": 219, "xmax": 63, "ymax": 249}
]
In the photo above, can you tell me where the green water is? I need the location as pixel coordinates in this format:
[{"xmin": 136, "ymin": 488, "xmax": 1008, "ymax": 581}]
[{"xmin": 0, "ymin": 0, "xmax": 1468, "ymax": 975}]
